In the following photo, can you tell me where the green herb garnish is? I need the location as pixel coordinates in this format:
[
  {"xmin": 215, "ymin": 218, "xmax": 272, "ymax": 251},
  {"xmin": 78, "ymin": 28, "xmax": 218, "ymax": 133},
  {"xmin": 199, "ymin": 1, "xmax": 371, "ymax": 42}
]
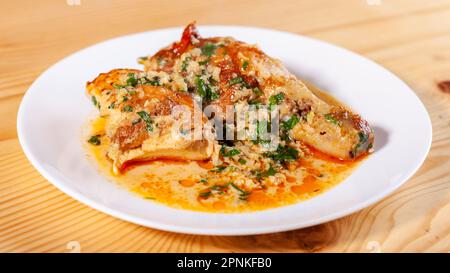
[
  {"xmin": 142, "ymin": 76, "xmax": 161, "ymax": 86},
  {"xmin": 324, "ymin": 113, "xmax": 340, "ymax": 126},
  {"xmin": 230, "ymin": 183, "xmax": 250, "ymax": 200},
  {"xmin": 252, "ymin": 87, "xmax": 263, "ymax": 96},
  {"xmin": 122, "ymin": 105, "xmax": 133, "ymax": 112},
  {"xmin": 198, "ymin": 59, "xmax": 209, "ymax": 66},
  {"xmin": 209, "ymin": 91, "xmax": 219, "ymax": 100},
  {"xmin": 126, "ymin": 73, "xmax": 138, "ymax": 87},
  {"xmin": 195, "ymin": 75, "xmax": 208, "ymax": 98},
  {"xmin": 199, "ymin": 191, "xmax": 212, "ymax": 198},
  {"xmin": 228, "ymin": 77, "xmax": 244, "ymax": 86},
  {"xmin": 251, "ymin": 120, "xmax": 271, "ymax": 145},
  {"xmin": 242, "ymin": 60, "xmax": 249, "ymax": 70},
  {"xmin": 228, "ymin": 77, "xmax": 250, "ymax": 88},
  {"xmin": 282, "ymin": 115, "xmax": 300, "ymax": 131},
  {"xmin": 199, "ymin": 183, "xmax": 230, "ymax": 199},
  {"xmin": 137, "ymin": 111, "xmax": 153, "ymax": 132},
  {"xmin": 91, "ymin": 96, "xmax": 100, "ymax": 108},
  {"xmin": 238, "ymin": 158, "xmax": 247, "ymax": 165},
  {"xmin": 132, "ymin": 118, "xmax": 141, "ymax": 125},
  {"xmin": 87, "ymin": 135, "xmax": 101, "ymax": 145},
  {"xmin": 359, "ymin": 131, "xmax": 369, "ymax": 143},
  {"xmin": 137, "ymin": 56, "xmax": 147, "ymax": 64},
  {"xmin": 264, "ymin": 145, "xmax": 299, "ymax": 162},
  {"xmin": 254, "ymin": 165, "xmax": 277, "ymax": 180},
  {"xmin": 112, "ymin": 83, "xmax": 126, "ymax": 89},
  {"xmin": 210, "ymin": 165, "xmax": 226, "ymax": 173},
  {"xmin": 269, "ymin": 93, "xmax": 285, "ymax": 106},
  {"xmin": 201, "ymin": 43, "xmax": 217, "ymax": 57},
  {"xmin": 220, "ymin": 146, "xmax": 241, "ymax": 157},
  {"xmin": 181, "ymin": 57, "xmax": 191, "ymax": 72}
]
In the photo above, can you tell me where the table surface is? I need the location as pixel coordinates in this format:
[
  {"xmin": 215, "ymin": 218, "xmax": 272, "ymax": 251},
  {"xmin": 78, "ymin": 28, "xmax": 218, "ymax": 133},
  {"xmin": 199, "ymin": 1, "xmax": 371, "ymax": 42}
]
[{"xmin": 1, "ymin": 0, "xmax": 449, "ymax": 253}]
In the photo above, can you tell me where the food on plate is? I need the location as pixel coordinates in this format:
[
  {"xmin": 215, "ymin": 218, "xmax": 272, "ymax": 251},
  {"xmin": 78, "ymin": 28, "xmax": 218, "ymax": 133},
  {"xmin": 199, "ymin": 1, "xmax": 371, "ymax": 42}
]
[
  {"xmin": 85, "ymin": 23, "xmax": 374, "ymax": 212},
  {"xmin": 86, "ymin": 68, "xmax": 214, "ymax": 174}
]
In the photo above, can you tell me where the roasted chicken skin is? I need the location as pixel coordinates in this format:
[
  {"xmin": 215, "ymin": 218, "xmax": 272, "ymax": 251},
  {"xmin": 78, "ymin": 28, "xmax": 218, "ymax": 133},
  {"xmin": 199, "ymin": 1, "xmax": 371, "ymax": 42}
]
[
  {"xmin": 87, "ymin": 23, "xmax": 373, "ymax": 175},
  {"xmin": 86, "ymin": 68, "xmax": 214, "ymax": 173},
  {"xmin": 140, "ymin": 23, "xmax": 374, "ymax": 160}
]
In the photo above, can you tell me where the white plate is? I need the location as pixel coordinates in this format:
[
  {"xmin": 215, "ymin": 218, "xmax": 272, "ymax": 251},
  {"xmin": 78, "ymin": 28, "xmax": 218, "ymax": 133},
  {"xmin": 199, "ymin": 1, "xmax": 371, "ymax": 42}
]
[{"xmin": 17, "ymin": 26, "xmax": 432, "ymax": 235}]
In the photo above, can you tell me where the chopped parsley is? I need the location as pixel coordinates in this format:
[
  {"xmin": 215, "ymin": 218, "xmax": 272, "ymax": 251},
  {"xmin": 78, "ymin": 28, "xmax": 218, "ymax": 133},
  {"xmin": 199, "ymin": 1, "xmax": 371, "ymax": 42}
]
[
  {"xmin": 198, "ymin": 59, "xmax": 209, "ymax": 66},
  {"xmin": 210, "ymin": 165, "xmax": 227, "ymax": 173},
  {"xmin": 228, "ymin": 77, "xmax": 244, "ymax": 86},
  {"xmin": 112, "ymin": 83, "xmax": 126, "ymax": 89},
  {"xmin": 181, "ymin": 57, "xmax": 191, "ymax": 72},
  {"xmin": 201, "ymin": 43, "xmax": 217, "ymax": 57},
  {"xmin": 131, "ymin": 118, "xmax": 141, "ymax": 125},
  {"xmin": 87, "ymin": 135, "xmax": 101, "ymax": 145},
  {"xmin": 242, "ymin": 60, "xmax": 249, "ymax": 70},
  {"xmin": 265, "ymin": 165, "xmax": 277, "ymax": 176},
  {"xmin": 210, "ymin": 184, "xmax": 229, "ymax": 192},
  {"xmin": 252, "ymin": 120, "xmax": 271, "ymax": 145},
  {"xmin": 238, "ymin": 158, "xmax": 247, "ymax": 165},
  {"xmin": 264, "ymin": 145, "xmax": 299, "ymax": 163},
  {"xmin": 220, "ymin": 145, "xmax": 240, "ymax": 157},
  {"xmin": 248, "ymin": 99, "xmax": 263, "ymax": 109},
  {"xmin": 142, "ymin": 76, "xmax": 161, "ymax": 86},
  {"xmin": 269, "ymin": 93, "xmax": 285, "ymax": 107},
  {"xmin": 156, "ymin": 56, "xmax": 166, "ymax": 66},
  {"xmin": 137, "ymin": 111, "xmax": 153, "ymax": 132},
  {"xmin": 254, "ymin": 165, "xmax": 277, "ymax": 180},
  {"xmin": 137, "ymin": 56, "xmax": 147, "ymax": 64},
  {"xmin": 195, "ymin": 75, "xmax": 218, "ymax": 101},
  {"xmin": 126, "ymin": 73, "xmax": 138, "ymax": 87},
  {"xmin": 324, "ymin": 113, "xmax": 341, "ymax": 126},
  {"xmin": 230, "ymin": 183, "xmax": 250, "ymax": 200},
  {"xmin": 252, "ymin": 87, "xmax": 263, "ymax": 96},
  {"xmin": 122, "ymin": 105, "xmax": 133, "ymax": 112},
  {"xmin": 282, "ymin": 115, "xmax": 300, "ymax": 131},
  {"xmin": 359, "ymin": 131, "xmax": 369, "ymax": 143},
  {"xmin": 91, "ymin": 96, "xmax": 100, "ymax": 108},
  {"xmin": 108, "ymin": 102, "xmax": 115, "ymax": 109},
  {"xmin": 199, "ymin": 183, "xmax": 230, "ymax": 199},
  {"xmin": 351, "ymin": 131, "xmax": 370, "ymax": 158},
  {"xmin": 199, "ymin": 191, "xmax": 212, "ymax": 198}
]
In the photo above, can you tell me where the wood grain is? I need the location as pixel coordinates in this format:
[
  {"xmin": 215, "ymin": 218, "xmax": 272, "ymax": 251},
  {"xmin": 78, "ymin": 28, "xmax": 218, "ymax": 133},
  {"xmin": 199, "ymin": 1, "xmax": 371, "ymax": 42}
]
[{"xmin": 0, "ymin": 0, "xmax": 449, "ymax": 253}]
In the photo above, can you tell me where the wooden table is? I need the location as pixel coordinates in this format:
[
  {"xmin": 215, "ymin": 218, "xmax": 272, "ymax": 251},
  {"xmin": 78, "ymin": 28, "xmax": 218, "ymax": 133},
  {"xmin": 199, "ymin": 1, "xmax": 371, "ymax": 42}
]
[{"xmin": 1, "ymin": 0, "xmax": 449, "ymax": 253}]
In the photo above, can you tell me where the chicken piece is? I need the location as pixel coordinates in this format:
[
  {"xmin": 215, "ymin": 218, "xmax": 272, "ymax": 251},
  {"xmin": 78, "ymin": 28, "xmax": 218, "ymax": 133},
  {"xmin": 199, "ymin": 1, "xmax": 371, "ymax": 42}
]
[
  {"xmin": 86, "ymin": 69, "xmax": 214, "ymax": 173},
  {"xmin": 140, "ymin": 23, "xmax": 374, "ymax": 160}
]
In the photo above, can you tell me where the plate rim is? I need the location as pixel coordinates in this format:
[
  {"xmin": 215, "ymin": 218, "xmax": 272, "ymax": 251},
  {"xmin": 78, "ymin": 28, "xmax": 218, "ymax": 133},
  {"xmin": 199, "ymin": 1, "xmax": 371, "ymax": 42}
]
[{"xmin": 16, "ymin": 25, "xmax": 433, "ymax": 235}]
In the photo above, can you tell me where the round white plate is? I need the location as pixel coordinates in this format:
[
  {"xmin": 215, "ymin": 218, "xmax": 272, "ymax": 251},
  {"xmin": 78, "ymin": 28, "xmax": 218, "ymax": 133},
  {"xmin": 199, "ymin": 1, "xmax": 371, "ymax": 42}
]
[{"xmin": 17, "ymin": 26, "xmax": 432, "ymax": 235}]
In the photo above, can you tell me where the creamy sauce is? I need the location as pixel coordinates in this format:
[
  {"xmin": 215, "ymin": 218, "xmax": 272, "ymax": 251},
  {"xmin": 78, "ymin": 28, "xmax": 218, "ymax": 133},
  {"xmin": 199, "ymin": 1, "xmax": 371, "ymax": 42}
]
[{"xmin": 85, "ymin": 84, "xmax": 366, "ymax": 213}]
